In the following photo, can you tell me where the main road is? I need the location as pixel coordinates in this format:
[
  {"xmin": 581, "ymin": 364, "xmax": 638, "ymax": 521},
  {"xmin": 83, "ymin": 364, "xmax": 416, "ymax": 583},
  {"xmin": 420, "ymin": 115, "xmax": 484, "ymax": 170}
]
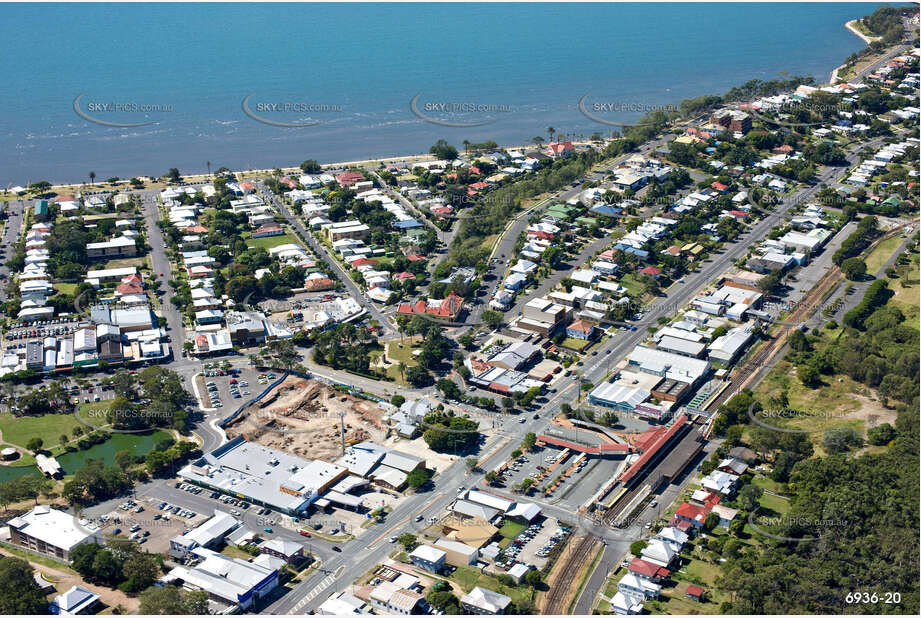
[{"xmin": 264, "ymin": 126, "xmax": 889, "ymax": 613}]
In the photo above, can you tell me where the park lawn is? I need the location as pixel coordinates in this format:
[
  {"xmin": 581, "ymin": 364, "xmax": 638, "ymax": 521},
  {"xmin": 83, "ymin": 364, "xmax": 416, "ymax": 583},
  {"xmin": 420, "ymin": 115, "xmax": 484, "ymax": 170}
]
[
  {"xmin": 0, "ymin": 412, "xmax": 85, "ymax": 449},
  {"xmin": 387, "ymin": 337, "xmax": 422, "ymax": 367},
  {"xmin": 759, "ymin": 491, "xmax": 791, "ymax": 515},
  {"xmin": 864, "ymin": 235, "xmax": 903, "ymax": 275},
  {"xmin": 245, "ymin": 232, "xmax": 299, "ymax": 250},
  {"xmin": 752, "ymin": 475, "xmax": 787, "ymax": 495},
  {"xmin": 499, "ymin": 520, "xmax": 525, "ymax": 539}
]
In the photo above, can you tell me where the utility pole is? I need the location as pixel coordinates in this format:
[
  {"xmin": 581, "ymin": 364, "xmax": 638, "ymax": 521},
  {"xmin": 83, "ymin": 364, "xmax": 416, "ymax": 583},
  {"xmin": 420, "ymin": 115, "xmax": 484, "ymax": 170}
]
[{"xmin": 339, "ymin": 410, "xmax": 346, "ymax": 455}]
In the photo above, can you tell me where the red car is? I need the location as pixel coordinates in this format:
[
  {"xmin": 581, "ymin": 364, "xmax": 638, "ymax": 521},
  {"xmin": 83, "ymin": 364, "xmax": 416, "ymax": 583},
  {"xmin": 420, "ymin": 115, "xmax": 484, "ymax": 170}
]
[{"xmin": 299, "ymin": 531, "xmax": 311, "ymax": 538}]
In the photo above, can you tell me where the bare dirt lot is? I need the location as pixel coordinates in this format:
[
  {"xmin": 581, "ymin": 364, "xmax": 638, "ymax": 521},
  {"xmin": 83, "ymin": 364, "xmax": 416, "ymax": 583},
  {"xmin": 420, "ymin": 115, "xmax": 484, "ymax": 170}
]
[{"xmin": 223, "ymin": 376, "xmax": 388, "ymax": 461}]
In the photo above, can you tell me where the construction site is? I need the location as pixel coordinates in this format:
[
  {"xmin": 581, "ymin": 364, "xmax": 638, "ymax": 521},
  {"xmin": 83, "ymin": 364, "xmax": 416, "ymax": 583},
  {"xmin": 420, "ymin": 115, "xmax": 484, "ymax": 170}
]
[{"xmin": 223, "ymin": 375, "xmax": 388, "ymax": 462}]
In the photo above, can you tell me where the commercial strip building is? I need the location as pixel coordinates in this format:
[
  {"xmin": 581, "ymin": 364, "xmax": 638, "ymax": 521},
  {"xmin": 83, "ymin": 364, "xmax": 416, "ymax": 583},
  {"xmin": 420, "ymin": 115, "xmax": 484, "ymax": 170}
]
[
  {"xmin": 162, "ymin": 547, "xmax": 279, "ymax": 611},
  {"xmin": 178, "ymin": 437, "xmax": 348, "ymax": 515},
  {"xmin": 169, "ymin": 510, "xmax": 241, "ymax": 559}
]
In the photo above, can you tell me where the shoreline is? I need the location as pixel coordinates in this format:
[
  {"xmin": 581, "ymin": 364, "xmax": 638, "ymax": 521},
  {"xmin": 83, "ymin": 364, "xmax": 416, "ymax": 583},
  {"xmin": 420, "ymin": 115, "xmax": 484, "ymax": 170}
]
[
  {"xmin": 845, "ymin": 18, "xmax": 879, "ymax": 46},
  {"xmin": 5, "ymin": 20, "xmax": 883, "ymax": 194}
]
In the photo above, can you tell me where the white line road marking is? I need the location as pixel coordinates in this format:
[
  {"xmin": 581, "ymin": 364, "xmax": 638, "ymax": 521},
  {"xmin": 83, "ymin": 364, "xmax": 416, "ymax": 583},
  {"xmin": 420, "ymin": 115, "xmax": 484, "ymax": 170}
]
[{"xmin": 288, "ymin": 566, "xmax": 344, "ymax": 613}]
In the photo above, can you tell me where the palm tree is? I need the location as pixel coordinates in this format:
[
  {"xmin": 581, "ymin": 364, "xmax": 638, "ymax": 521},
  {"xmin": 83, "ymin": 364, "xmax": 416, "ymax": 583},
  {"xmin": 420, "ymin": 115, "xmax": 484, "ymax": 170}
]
[
  {"xmin": 532, "ymin": 136, "xmax": 544, "ymax": 147},
  {"xmin": 546, "ymin": 126, "xmax": 555, "ymax": 143},
  {"xmin": 397, "ymin": 362, "xmax": 407, "ymax": 384},
  {"xmin": 462, "ymin": 140, "xmax": 470, "ymax": 156},
  {"xmin": 89, "ymin": 171, "xmax": 96, "ymax": 186},
  {"xmin": 206, "ymin": 160, "xmax": 211, "ymax": 177}
]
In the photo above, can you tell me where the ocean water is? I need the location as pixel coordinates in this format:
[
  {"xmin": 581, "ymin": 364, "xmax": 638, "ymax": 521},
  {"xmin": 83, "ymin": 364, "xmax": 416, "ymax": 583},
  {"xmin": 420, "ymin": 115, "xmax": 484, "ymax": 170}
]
[{"xmin": 0, "ymin": 2, "xmax": 882, "ymax": 184}]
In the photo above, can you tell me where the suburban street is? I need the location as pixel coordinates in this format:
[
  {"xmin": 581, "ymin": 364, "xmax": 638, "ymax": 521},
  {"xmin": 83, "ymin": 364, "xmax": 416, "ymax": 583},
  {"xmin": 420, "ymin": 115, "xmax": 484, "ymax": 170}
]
[{"xmin": 254, "ymin": 180, "xmax": 393, "ymax": 334}]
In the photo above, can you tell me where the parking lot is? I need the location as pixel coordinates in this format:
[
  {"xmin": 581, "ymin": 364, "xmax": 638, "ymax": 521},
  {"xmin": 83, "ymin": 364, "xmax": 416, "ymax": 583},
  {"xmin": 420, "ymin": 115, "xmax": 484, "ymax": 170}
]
[
  {"xmin": 3, "ymin": 316, "xmax": 82, "ymax": 344},
  {"xmin": 498, "ymin": 447, "xmax": 628, "ymax": 511},
  {"xmin": 193, "ymin": 366, "xmax": 261, "ymax": 410},
  {"xmin": 495, "ymin": 518, "xmax": 571, "ymax": 570},
  {"xmin": 89, "ymin": 496, "xmax": 208, "ymax": 554}
]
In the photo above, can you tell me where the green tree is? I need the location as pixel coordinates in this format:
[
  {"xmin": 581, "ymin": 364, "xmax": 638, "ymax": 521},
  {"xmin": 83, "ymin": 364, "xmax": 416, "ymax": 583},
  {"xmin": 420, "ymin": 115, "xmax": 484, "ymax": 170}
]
[
  {"xmin": 429, "ymin": 139, "xmax": 459, "ymax": 161},
  {"xmin": 0, "ymin": 557, "xmax": 49, "ymax": 614},
  {"xmin": 524, "ymin": 569, "xmax": 542, "ymax": 587},
  {"xmin": 630, "ymin": 540, "xmax": 647, "ymax": 556},
  {"xmin": 138, "ymin": 585, "xmax": 204, "ymax": 614},
  {"xmin": 521, "ymin": 432, "xmax": 537, "ymax": 451},
  {"xmin": 703, "ymin": 511, "xmax": 720, "ymax": 531},
  {"xmin": 737, "ymin": 484, "xmax": 764, "ymax": 511},
  {"xmin": 405, "ymin": 468, "xmax": 432, "ymax": 489},
  {"xmin": 797, "ymin": 364, "xmax": 820, "ymax": 387},
  {"xmin": 867, "ymin": 423, "xmax": 896, "ymax": 446},
  {"xmin": 121, "ymin": 552, "xmax": 160, "ymax": 592},
  {"xmin": 398, "ymin": 533, "xmax": 417, "ymax": 549},
  {"xmin": 390, "ymin": 394, "xmax": 406, "ymax": 408},
  {"xmin": 841, "ymin": 257, "xmax": 867, "ymax": 280},
  {"xmin": 25, "ymin": 437, "xmax": 43, "ymax": 453},
  {"xmin": 482, "ymin": 310, "xmax": 504, "ymax": 329}
]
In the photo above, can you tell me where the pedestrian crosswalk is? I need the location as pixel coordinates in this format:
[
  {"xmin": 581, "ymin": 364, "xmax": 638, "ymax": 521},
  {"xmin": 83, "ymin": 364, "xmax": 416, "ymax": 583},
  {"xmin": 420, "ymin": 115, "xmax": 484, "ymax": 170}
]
[{"xmin": 288, "ymin": 566, "xmax": 344, "ymax": 614}]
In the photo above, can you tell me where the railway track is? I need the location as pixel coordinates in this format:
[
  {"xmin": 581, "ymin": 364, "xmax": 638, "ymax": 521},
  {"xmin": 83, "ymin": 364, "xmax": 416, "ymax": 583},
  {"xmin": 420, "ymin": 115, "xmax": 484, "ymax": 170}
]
[
  {"xmin": 707, "ymin": 220, "xmax": 917, "ymax": 415},
  {"xmin": 543, "ymin": 534, "xmax": 599, "ymax": 615}
]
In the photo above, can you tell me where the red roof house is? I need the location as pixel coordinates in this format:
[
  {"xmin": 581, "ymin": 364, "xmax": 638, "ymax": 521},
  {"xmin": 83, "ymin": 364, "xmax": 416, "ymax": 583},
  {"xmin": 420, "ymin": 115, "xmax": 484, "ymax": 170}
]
[
  {"xmin": 397, "ymin": 291, "xmax": 465, "ymax": 321},
  {"xmin": 711, "ymin": 181, "xmax": 729, "ymax": 193},
  {"xmin": 121, "ymin": 273, "xmax": 144, "ymax": 285},
  {"xmin": 115, "ymin": 282, "xmax": 144, "ymax": 296},
  {"xmin": 349, "ymin": 258, "xmax": 378, "ymax": 268},
  {"xmin": 546, "ymin": 141, "xmax": 574, "ymax": 156},
  {"xmin": 336, "ymin": 171, "xmax": 364, "ymax": 187},
  {"xmin": 639, "ymin": 266, "xmax": 663, "ymax": 277},
  {"xmin": 303, "ymin": 277, "xmax": 335, "ymax": 292},
  {"xmin": 685, "ymin": 585, "xmax": 706, "ymax": 601},
  {"xmin": 392, "ymin": 272, "xmax": 416, "ymax": 282},
  {"xmin": 628, "ymin": 558, "xmax": 671, "ymax": 582},
  {"xmin": 406, "ymin": 254, "xmax": 426, "ymax": 262},
  {"xmin": 675, "ymin": 502, "xmax": 710, "ymax": 528}
]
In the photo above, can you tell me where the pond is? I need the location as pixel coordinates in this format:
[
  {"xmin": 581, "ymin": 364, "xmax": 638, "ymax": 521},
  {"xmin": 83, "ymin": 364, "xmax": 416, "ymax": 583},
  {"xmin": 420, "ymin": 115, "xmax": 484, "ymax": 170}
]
[{"xmin": 0, "ymin": 430, "xmax": 172, "ymax": 483}]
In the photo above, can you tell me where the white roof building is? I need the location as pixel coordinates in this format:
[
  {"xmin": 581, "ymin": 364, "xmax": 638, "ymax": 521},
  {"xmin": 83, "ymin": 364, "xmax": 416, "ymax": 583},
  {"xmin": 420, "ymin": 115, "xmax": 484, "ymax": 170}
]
[
  {"xmin": 7, "ymin": 505, "xmax": 101, "ymax": 559},
  {"xmin": 460, "ymin": 587, "xmax": 512, "ymax": 614}
]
